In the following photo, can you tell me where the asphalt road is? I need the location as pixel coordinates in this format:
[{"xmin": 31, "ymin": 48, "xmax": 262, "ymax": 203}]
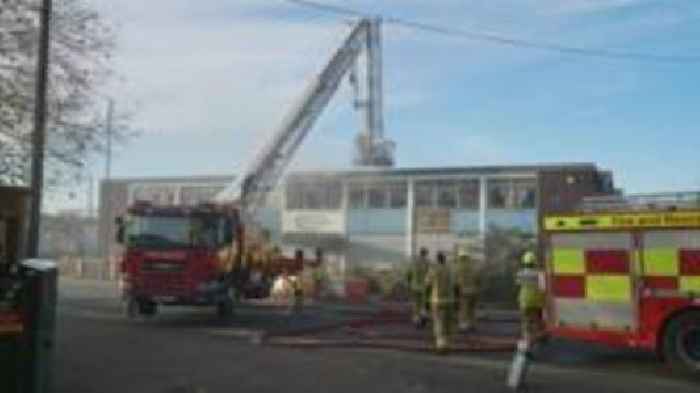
[{"xmin": 54, "ymin": 278, "xmax": 698, "ymax": 393}]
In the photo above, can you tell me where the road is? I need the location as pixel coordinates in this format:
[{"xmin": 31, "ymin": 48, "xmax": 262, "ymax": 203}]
[{"xmin": 55, "ymin": 278, "xmax": 698, "ymax": 393}]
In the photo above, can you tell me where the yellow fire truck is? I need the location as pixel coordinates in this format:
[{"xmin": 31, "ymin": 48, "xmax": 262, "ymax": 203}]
[{"xmin": 542, "ymin": 193, "xmax": 700, "ymax": 375}]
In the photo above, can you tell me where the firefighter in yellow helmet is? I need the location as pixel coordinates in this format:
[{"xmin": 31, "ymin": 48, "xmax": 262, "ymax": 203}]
[
  {"xmin": 289, "ymin": 249, "xmax": 305, "ymax": 315},
  {"xmin": 455, "ymin": 244, "xmax": 480, "ymax": 333},
  {"xmin": 425, "ymin": 251, "xmax": 456, "ymax": 354},
  {"xmin": 516, "ymin": 250, "xmax": 545, "ymax": 344},
  {"xmin": 407, "ymin": 247, "xmax": 430, "ymax": 327},
  {"xmin": 312, "ymin": 248, "xmax": 325, "ymax": 301}
]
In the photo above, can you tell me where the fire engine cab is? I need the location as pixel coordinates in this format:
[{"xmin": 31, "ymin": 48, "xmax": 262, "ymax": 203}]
[
  {"xmin": 116, "ymin": 201, "xmax": 242, "ymax": 318},
  {"xmin": 542, "ymin": 193, "xmax": 700, "ymax": 375}
]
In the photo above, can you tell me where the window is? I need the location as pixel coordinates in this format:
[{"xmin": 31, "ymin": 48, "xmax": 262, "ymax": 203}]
[
  {"xmin": 303, "ymin": 183, "xmax": 323, "ymax": 209},
  {"xmin": 368, "ymin": 185, "xmax": 387, "ymax": 208},
  {"xmin": 513, "ymin": 179, "xmax": 536, "ymax": 208},
  {"xmin": 286, "ymin": 180, "xmax": 342, "ymax": 210},
  {"xmin": 437, "ymin": 181, "xmax": 457, "ymax": 208},
  {"xmin": 349, "ymin": 183, "xmax": 365, "ymax": 209},
  {"xmin": 126, "ymin": 215, "xmax": 235, "ymax": 248},
  {"xmin": 415, "ymin": 182, "xmax": 434, "ymax": 208},
  {"xmin": 488, "ymin": 180, "xmax": 510, "ymax": 209},
  {"xmin": 286, "ymin": 183, "xmax": 303, "ymax": 209},
  {"xmin": 488, "ymin": 178, "xmax": 536, "ymax": 209},
  {"xmin": 388, "ymin": 182, "xmax": 407, "ymax": 208},
  {"xmin": 458, "ymin": 180, "xmax": 479, "ymax": 209},
  {"xmin": 180, "ymin": 186, "xmax": 225, "ymax": 206},
  {"xmin": 326, "ymin": 181, "xmax": 342, "ymax": 209}
]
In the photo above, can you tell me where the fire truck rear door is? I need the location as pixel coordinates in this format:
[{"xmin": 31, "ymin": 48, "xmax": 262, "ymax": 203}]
[{"xmin": 549, "ymin": 231, "xmax": 638, "ymax": 332}]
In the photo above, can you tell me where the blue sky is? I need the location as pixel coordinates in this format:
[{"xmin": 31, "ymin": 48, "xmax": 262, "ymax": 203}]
[{"xmin": 57, "ymin": 0, "xmax": 700, "ymax": 209}]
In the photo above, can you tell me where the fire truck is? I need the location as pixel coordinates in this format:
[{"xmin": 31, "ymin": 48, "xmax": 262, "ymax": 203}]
[
  {"xmin": 542, "ymin": 193, "xmax": 700, "ymax": 375},
  {"xmin": 115, "ymin": 18, "xmax": 391, "ymax": 319},
  {"xmin": 116, "ymin": 202, "xmax": 241, "ymax": 318}
]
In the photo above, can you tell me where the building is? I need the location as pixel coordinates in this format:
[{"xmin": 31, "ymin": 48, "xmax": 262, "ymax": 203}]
[{"xmin": 277, "ymin": 163, "xmax": 614, "ymax": 293}]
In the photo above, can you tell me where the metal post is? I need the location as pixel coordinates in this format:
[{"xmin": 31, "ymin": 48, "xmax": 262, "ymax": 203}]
[
  {"xmin": 26, "ymin": 0, "xmax": 53, "ymax": 258},
  {"xmin": 105, "ymin": 99, "xmax": 114, "ymax": 181},
  {"xmin": 103, "ymin": 99, "xmax": 114, "ymax": 266},
  {"xmin": 87, "ymin": 172, "xmax": 94, "ymax": 218},
  {"xmin": 479, "ymin": 176, "xmax": 488, "ymax": 237},
  {"xmin": 406, "ymin": 178, "xmax": 415, "ymax": 258}
]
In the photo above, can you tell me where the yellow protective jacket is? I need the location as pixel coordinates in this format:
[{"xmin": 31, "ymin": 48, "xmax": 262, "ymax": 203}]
[
  {"xmin": 425, "ymin": 263, "xmax": 455, "ymax": 305},
  {"xmin": 455, "ymin": 255, "xmax": 479, "ymax": 296},
  {"xmin": 516, "ymin": 267, "xmax": 545, "ymax": 310},
  {"xmin": 407, "ymin": 257, "xmax": 429, "ymax": 292}
]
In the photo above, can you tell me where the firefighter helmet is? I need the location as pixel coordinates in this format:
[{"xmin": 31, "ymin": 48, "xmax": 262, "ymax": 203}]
[{"xmin": 521, "ymin": 251, "xmax": 536, "ymax": 266}]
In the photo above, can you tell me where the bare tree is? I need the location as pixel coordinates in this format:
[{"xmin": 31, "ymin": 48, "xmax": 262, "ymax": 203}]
[{"xmin": 0, "ymin": 0, "xmax": 134, "ymax": 187}]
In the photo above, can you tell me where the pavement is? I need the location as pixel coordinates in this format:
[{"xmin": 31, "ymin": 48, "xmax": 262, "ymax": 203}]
[{"xmin": 54, "ymin": 277, "xmax": 699, "ymax": 393}]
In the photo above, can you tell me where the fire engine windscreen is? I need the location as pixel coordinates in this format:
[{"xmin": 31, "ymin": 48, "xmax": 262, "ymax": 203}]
[{"xmin": 125, "ymin": 215, "xmax": 234, "ymax": 248}]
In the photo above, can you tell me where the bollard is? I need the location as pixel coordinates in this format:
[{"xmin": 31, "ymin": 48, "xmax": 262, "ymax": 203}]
[{"xmin": 506, "ymin": 339, "xmax": 532, "ymax": 391}]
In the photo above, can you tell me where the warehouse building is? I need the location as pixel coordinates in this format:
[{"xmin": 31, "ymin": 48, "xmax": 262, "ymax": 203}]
[{"xmin": 277, "ymin": 163, "xmax": 614, "ymax": 292}]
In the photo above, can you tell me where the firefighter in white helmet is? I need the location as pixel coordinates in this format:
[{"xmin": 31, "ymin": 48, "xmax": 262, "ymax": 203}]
[{"xmin": 516, "ymin": 250, "xmax": 545, "ymax": 344}]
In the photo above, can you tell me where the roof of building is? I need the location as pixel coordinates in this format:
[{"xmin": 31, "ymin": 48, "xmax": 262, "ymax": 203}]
[
  {"xmin": 287, "ymin": 162, "xmax": 601, "ymax": 180},
  {"xmin": 101, "ymin": 174, "xmax": 236, "ymax": 185}
]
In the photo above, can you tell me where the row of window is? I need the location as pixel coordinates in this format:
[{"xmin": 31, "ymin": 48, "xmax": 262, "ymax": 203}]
[
  {"xmin": 285, "ymin": 178, "xmax": 537, "ymax": 210},
  {"xmin": 488, "ymin": 179, "xmax": 537, "ymax": 209},
  {"xmin": 286, "ymin": 181, "xmax": 343, "ymax": 210}
]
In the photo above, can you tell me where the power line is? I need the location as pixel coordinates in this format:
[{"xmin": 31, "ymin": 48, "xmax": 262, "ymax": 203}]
[{"xmin": 285, "ymin": 0, "xmax": 700, "ymax": 64}]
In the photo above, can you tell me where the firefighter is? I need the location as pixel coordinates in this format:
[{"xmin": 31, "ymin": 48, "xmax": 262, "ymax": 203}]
[
  {"xmin": 407, "ymin": 247, "xmax": 430, "ymax": 327},
  {"xmin": 290, "ymin": 249, "xmax": 305, "ymax": 314},
  {"xmin": 312, "ymin": 248, "xmax": 325, "ymax": 300},
  {"xmin": 516, "ymin": 250, "xmax": 545, "ymax": 344},
  {"xmin": 455, "ymin": 244, "xmax": 479, "ymax": 333},
  {"xmin": 425, "ymin": 251, "xmax": 456, "ymax": 354}
]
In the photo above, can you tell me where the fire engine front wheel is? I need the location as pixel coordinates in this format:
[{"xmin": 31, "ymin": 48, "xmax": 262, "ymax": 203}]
[
  {"xmin": 124, "ymin": 298, "xmax": 157, "ymax": 319},
  {"xmin": 217, "ymin": 287, "xmax": 236, "ymax": 319},
  {"xmin": 663, "ymin": 310, "xmax": 700, "ymax": 376}
]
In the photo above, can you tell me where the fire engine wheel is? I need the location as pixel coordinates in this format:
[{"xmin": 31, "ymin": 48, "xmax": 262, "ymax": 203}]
[
  {"xmin": 663, "ymin": 310, "xmax": 700, "ymax": 376},
  {"xmin": 139, "ymin": 301, "xmax": 158, "ymax": 318},
  {"xmin": 217, "ymin": 288, "xmax": 236, "ymax": 319},
  {"xmin": 125, "ymin": 298, "xmax": 139, "ymax": 319}
]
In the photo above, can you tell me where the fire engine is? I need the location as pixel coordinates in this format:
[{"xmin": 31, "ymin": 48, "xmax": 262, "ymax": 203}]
[
  {"xmin": 114, "ymin": 18, "xmax": 391, "ymax": 319},
  {"xmin": 116, "ymin": 202, "xmax": 240, "ymax": 318},
  {"xmin": 542, "ymin": 192, "xmax": 700, "ymax": 375}
]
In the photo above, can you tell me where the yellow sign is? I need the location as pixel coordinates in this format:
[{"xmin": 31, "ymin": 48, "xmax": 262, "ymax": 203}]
[
  {"xmin": 415, "ymin": 208, "xmax": 451, "ymax": 234},
  {"xmin": 544, "ymin": 211, "xmax": 700, "ymax": 231}
]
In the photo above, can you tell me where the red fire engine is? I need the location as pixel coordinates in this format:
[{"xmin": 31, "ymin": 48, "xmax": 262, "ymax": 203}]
[
  {"xmin": 542, "ymin": 194, "xmax": 700, "ymax": 375},
  {"xmin": 116, "ymin": 202, "xmax": 303, "ymax": 319},
  {"xmin": 116, "ymin": 202, "xmax": 240, "ymax": 318}
]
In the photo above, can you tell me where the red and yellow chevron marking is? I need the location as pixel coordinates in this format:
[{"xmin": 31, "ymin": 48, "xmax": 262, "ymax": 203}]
[
  {"xmin": 642, "ymin": 248, "xmax": 700, "ymax": 293},
  {"xmin": 551, "ymin": 248, "xmax": 632, "ymax": 303}
]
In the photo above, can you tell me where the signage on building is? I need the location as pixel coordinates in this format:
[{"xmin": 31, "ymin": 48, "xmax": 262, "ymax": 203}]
[
  {"xmin": 129, "ymin": 183, "xmax": 179, "ymax": 205},
  {"xmin": 415, "ymin": 207, "xmax": 451, "ymax": 233},
  {"xmin": 282, "ymin": 211, "xmax": 346, "ymax": 234},
  {"xmin": 127, "ymin": 183, "xmax": 226, "ymax": 206}
]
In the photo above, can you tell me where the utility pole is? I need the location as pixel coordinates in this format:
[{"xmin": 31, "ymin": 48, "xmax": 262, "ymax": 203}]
[
  {"xmin": 105, "ymin": 99, "xmax": 114, "ymax": 181},
  {"xmin": 87, "ymin": 171, "xmax": 94, "ymax": 218},
  {"xmin": 102, "ymin": 99, "xmax": 114, "ymax": 268},
  {"xmin": 26, "ymin": 0, "xmax": 52, "ymax": 258}
]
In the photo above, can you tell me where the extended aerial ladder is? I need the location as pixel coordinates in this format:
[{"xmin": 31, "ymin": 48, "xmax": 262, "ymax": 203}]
[{"xmin": 217, "ymin": 18, "xmax": 394, "ymax": 221}]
